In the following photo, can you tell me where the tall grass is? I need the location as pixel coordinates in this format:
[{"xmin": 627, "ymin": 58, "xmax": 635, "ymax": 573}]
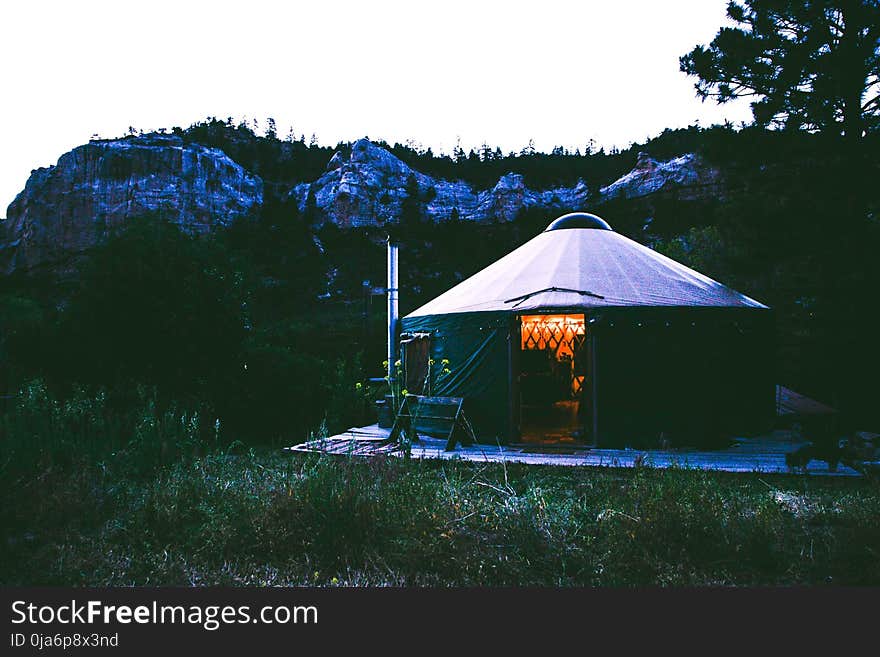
[
  {"xmin": 3, "ymin": 381, "xmax": 879, "ymax": 586},
  {"xmin": 1, "ymin": 380, "xmax": 221, "ymax": 480},
  {"xmin": 3, "ymin": 423, "xmax": 880, "ymax": 586},
  {"xmin": 1, "ymin": 380, "xmax": 223, "ymax": 582}
]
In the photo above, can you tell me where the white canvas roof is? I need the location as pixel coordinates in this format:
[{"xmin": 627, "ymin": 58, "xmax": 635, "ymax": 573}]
[{"xmin": 406, "ymin": 217, "xmax": 767, "ymax": 318}]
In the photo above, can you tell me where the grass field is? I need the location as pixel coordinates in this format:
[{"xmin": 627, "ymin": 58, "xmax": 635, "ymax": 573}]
[{"xmin": 4, "ymin": 443, "xmax": 880, "ymax": 586}]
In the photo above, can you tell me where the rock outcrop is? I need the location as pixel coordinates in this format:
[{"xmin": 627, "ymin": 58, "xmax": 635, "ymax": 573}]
[
  {"xmin": 599, "ymin": 151, "xmax": 722, "ymax": 203},
  {"xmin": 0, "ymin": 134, "xmax": 262, "ymax": 273},
  {"xmin": 0, "ymin": 132, "xmax": 726, "ymax": 274},
  {"xmin": 291, "ymin": 138, "xmax": 590, "ymax": 227}
]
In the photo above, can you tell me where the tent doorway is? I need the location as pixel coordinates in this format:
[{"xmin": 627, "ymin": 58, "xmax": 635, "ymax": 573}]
[
  {"xmin": 401, "ymin": 333, "xmax": 431, "ymax": 394},
  {"xmin": 516, "ymin": 314, "xmax": 593, "ymax": 444}
]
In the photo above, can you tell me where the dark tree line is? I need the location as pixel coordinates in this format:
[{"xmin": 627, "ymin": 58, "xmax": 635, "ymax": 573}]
[{"xmin": 175, "ymin": 117, "xmax": 732, "ymax": 194}]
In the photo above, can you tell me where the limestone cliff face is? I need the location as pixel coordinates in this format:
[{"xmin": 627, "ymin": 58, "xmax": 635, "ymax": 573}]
[
  {"xmin": 599, "ymin": 151, "xmax": 723, "ymax": 203},
  {"xmin": 0, "ymin": 133, "xmax": 725, "ymax": 274},
  {"xmin": 291, "ymin": 139, "xmax": 590, "ymax": 227},
  {"xmin": 291, "ymin": 140, "xmax": 720, "ymax": 229},
  {"xmin": 0, "ymin": 134, "xmax": 262, "ymax": 273}
]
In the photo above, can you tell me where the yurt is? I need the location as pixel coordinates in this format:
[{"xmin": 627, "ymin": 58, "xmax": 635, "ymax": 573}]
[{"xmin": 399, "ymin": 213, "xmax": 774, "ymax": 447}]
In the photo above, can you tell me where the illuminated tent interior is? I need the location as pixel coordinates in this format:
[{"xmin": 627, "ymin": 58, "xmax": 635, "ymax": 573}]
[{"xmin": 400, "ymin": 213, "xmax": 774, "ymax": 448}]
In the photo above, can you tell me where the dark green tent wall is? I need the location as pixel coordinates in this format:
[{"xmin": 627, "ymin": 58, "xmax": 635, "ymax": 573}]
[
  {"xmin": 586, "ymin": 306, "xmax": 775, "ymax": 446},
  {"xmin": 401, "ymin": 306, "xmax": 774, "ymax": 447},
  {"xmin": 400, "ymin": 311, "xmax": 512, "ymax": 443}
]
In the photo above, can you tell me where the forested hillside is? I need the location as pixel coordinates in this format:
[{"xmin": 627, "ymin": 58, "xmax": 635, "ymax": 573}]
[{"xmin": 1, "ymin": 118, "xmax": 878, "ymax": 443}]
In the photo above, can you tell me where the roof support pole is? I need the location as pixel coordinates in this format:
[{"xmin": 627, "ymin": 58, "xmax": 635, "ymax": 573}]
[
  {"xmin": 591, "ymin": 333, "xmax": 599, "ymax": 444},
  {"xmin": 507, "ymin": 315, "xmax": 521, "ymax": 443}
]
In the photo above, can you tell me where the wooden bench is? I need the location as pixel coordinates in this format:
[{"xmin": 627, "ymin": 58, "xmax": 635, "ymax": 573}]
[{"xmin": 388, "ymin": 395, "xmax": 475, "ymax": 451}]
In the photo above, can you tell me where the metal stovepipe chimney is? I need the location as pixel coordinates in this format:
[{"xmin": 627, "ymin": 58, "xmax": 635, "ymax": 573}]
[{"xmin": 387, "ymin": 237, "xmax": 399, "ymax": 383}]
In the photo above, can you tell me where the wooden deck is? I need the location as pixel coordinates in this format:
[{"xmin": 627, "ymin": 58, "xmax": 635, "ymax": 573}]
[{"xmin": 287, "ymin": 424, "xmax": 862, "ymax": 477}]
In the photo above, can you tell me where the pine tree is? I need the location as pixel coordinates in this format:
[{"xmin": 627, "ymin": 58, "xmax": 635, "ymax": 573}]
[
  {"xmin": 399, "ymin": 174, "xmax": 423, "ymax": 227},
  {"xmin": 453, "ymin": 137, "xmax": 466, "ymax": 163},
  {"xmin": 303, "ymin": 186, "xmax": 319, "ymax": 225},
  {"xmin": 680, "ymin": 0, "xmax": 880, "ymax": 143}
]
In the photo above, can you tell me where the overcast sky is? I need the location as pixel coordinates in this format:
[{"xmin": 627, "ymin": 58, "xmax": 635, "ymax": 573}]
[{"xmin": 0, "ymin": 0, "xmax": 753, "ymax": 214}]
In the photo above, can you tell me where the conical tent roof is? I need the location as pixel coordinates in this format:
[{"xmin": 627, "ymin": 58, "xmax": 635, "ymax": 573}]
[{"xmin": 406, "ymin": 213, "xmax": 766, "ymax": 318}]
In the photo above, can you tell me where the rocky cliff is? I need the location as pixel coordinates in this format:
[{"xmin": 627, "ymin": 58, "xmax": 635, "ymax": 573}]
[
  {"xmin": 0, "ymin": 134, "xmax": 263, "ymax": 273},
  {"xmin": 290, "ymin": 138, "xmax": 590, "ymax": 227},
  {"xmin": 1, "ymin": 134, "xmax": 724, "ymax": 273},
  {"xmin": 600, "ymin": 151, "xmax": 723, "ymax": 202}
]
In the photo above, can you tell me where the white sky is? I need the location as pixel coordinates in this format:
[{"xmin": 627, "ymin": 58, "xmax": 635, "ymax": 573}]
[{"xmin": 0, "ymin": 0, "xmax": 752, "ymax": 215}]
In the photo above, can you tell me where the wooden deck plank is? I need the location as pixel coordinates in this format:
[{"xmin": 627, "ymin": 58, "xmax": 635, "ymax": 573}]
[{"xmin": 286, "ymin": 425, "xmax": 861, "ymax": 476}]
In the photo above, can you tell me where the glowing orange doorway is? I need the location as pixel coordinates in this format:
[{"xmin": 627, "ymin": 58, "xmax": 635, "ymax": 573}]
[{"xmin": 517, "ymin": 314, "xmax": 591, "ymax": 443}]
